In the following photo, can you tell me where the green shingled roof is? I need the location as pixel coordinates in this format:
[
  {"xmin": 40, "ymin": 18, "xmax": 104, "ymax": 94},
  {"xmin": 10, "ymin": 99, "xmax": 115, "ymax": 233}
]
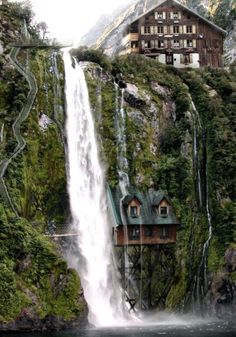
[{"xmin": 108, "ymin": 185, "xmax": 180, "ymax": 227}]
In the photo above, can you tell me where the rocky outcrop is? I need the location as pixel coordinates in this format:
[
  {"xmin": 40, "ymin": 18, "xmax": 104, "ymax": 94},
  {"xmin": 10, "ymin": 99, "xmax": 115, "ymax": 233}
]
[
  {"xmin": 208, "ymin": 248, "xmax": 236, "ymax": 320},
  {"xmin": 0, "ymin": 313, "xmax": 88, "ymax": 332}
]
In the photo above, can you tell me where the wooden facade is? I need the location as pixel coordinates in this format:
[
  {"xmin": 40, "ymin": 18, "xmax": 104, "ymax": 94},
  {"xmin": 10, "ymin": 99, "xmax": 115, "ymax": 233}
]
[
  {"xmin": 108, "ymin": 187, "xmax": 179, "ymax": 246},
  {"xmin": 115, "ymin": 224, "xmax": 177, "ymax": 246},
  {"xmin": 120, "ymin": 0, "xmax": 226, "ymax": 68}
]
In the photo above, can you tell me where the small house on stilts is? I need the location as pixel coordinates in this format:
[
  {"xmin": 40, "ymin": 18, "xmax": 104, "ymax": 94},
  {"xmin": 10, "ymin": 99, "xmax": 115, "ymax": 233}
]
[
  {"xmin": 108, "ymin": 186, "xmax": 179, "ymax": 246},
  {"xmin": 108, "ymin": 186, "xmax": 180, "ymax": 310}
]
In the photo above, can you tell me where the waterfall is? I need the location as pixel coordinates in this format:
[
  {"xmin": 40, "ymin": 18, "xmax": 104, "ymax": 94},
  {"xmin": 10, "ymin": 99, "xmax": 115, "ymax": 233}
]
[
  {"xmin": 191, "ymin": 101, "xmax": 203, "ymax": 207},
  {"xmin": 190, "ymin": 98, "xmax": 213, "ymax": 311},
  {"xmin": 0, "ymin": 123, "xmax": 4, "ymax": 143},
  {"xmin": 115, "ymin": 84, "xmax": 129, "ymax": 187},
  {"xmin": 63, "ymin": 51, "xmax": 128, "ymax": 327}
]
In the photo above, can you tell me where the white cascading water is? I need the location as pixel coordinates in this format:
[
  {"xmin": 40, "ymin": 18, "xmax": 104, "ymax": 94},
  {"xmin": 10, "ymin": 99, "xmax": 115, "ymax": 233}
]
[{"xmin": 63, "ymin": 51, "xmax": 128, "ymax": 327}]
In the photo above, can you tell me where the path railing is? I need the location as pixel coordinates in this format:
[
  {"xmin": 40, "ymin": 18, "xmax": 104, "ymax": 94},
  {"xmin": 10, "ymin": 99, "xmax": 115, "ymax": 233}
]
[{"xmin": 0, "ymin": 47, "xmax": 38, "ymax": 215}]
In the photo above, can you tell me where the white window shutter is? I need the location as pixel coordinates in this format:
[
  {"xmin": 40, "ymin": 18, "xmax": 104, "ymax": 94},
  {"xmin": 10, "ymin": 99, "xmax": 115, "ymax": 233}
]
[
  {"xmin": 170, "ymin": 12, "xmax": 174, "ymax": 19},
  {"xmin": 150, "ymin": 26, "xmax": 154, "ymax": 34},
  {"xmin": 179, "ymin": 26, "xmax": 183, "ymax": 34},
  {"xmin": 164, "ymin": 26, "xmax": 168, "ymax": 34},
  {"xmin": 141, "ymin": 26, "xmax": 145, "ymax": 35},
  {"xmin": 183, "ymin": 25, "xmax": 187, "ymax": 34},
  {"xmin": 192, "ymin": 25, "xmax": 196, "ymax": 34},
  {"xmin": 163, "ymin": 12, "xmax": 166, "ymax": 19},
  {"xmin": 154, "ymin": 12, "xmax": 158, "ymax": 20},
  {"xmin": 193, "ymin": 39, "xmax": 197, "ymax": 48},
  {"xmin": 184, "ymin": 39, "xmax": 187, "ymax": 48},
  {"xmin": 178, "ymin": 12, "xmax": 182, "ymax": 19},
  {"xmin": 170, "ymin": 25, "xmax": 173, "ymax": 34}
]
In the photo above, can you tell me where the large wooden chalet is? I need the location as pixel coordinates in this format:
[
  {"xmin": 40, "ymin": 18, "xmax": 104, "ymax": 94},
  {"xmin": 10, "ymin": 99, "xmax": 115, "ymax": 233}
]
[
  {"xmin": 120, "ymin": 0, "xmax": 226, "ymax": 68},
  {"xmin": 108, "ymin": 186, "xmax": 179, "ymax": 246}
]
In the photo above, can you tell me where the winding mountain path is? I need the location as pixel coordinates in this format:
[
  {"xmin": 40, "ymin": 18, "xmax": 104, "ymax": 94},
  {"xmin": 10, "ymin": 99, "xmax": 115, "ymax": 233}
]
[{"xmin": 0, "ymin": 47, "xmax": 38, "ymax": 216}]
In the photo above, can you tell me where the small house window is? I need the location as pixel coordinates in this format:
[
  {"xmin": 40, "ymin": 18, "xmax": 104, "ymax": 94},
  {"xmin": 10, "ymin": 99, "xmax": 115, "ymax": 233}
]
[
  {"xmin": 160, "ymin": 206, "xmax": 168, "ymax": 216},
  {"xmin": 129, "ymin": 226, "xmax": 140, "ymax": 240},
  {"xmin": 160, "ymin": 226, "xmax": 170, "ymax": 238},
  {"xmin": 130, "ymin": 206, "xmax": 138, "ymax": 217},
  {"xmin": 144, "ymin": 26, "xmax": 151, "ymax": 34},
  {"xmin": 145, "ymin": 227, "xmax": 153, "ymax": 237},
  {"xmin": 186, "ymin": 25, "xmax": 193, "ymax": 33}
]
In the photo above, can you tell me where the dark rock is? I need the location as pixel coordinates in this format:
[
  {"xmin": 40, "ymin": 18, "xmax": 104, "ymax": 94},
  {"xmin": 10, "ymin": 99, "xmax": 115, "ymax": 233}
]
[
  {"xmin": 225, "ymin": 248, "xmax": 236, "ymax": 272},
  {"xmin": 0, "ymin": 311, "xmax": 88, "ymax": 332}
]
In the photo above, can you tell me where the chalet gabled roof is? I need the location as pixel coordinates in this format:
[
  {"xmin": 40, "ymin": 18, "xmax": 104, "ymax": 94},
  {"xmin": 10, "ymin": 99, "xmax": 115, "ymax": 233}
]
[
  {"xmin": 152, "ymin": 191, "xmax": 171, "ymax": 206},
  {"xmin": 130, "ymin": 0, "xmax": 226, "ymax": 35},
  {"xmin": 108, "ymin": 185, "xmax": 180, "ymax": 226},
  {"xmin": 122, "ymin": 194, "xmax": 142, "ymax": 206}
]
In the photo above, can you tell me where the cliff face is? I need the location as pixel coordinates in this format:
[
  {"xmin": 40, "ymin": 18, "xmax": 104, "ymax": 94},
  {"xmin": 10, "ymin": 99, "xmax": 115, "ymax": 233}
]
[
  {"xmin": 0, "ymin": 0, "xmax": 235, "ymax": 331},
  {"xmin": 80, "ymin": 0, "xmax": 236, "ymax": 64},
  {"xmin": 0, "ymin": 2, "xmax": 87, "ymax": 331},
  {"xmin": 78, "ymin": 51, "xmax": 236, "ymax": 318}
]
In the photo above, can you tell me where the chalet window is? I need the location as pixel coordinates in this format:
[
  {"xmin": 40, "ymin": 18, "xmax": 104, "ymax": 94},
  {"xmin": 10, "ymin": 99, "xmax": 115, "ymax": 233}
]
[
  {"xmin": 157, "ymin": 40, "xmax": 165, "ymax": 48},
  {"xmin": 128, "ymin": 226, "xmax": 140, "ymax": 240},
  {"xmin": 160, "ymin": 206, "xmax": 168, "ymax": 216},
  {"xmin": 144, "ymin": 26, "xmax": 151, "ymax": 34},
  {"xmin": 186, "ymin": 25, "xmax": 193, "ymax": 33},
  {"xmin": 158, "ymin": 26, "xmax": 164, "ymax": 34},
  {"xmin": 155, "ymin": 11, "xmax": 166, "ymax": 20},
  {"xmin": 130, "ymin": 206, "xmax": 138, "ymax": 217},
  {"xmin": 214, "ymin": 39, "xmax": 220, "ymax": 48},
  {"xmin": 180, "ymin": 53, "xmax": 193, "ymax": 64},
  {"xmin": 144, "ymin": 41, "xmax": 152, "ymax": 48},
  {"xmin": 173, "ymin": 12, "xmax": 179, "ymax": 19},
  {"xmin": 160, "ymin": 226, "xmax": 170, "ymax": 239},
  {"xmin": 173, "ymin": 25, "xmax": 179, "ymax": 34},
  {"xmin": 131, "ymin": 42, "xmax": 138, "ymax": 49},
  {"xmin": 145, "ymin": 227, "xmax": 153, "ymax": 237},
  {"xmin": 187, "ymin": 39, "xmax": 193, "ymax": 47},
  {"xmin": 173, "ymin": 39, "xmax": 180, "ymax": 48}
]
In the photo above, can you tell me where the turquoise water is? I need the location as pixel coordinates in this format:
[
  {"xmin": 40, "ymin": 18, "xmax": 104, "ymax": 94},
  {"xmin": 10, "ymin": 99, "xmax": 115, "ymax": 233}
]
[{"xmin": 2, "ymin": 321, "xmax": 236, "ymax": 337}]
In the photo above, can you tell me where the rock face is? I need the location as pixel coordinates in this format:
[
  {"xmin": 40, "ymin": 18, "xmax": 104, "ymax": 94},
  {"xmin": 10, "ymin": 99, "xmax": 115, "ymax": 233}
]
[
  {"xmin": 0, "ymin": 313, "xmax": 88, "ymax": 332},
  {"xmin": 0, "ymin": 2, "xmax": 87, "ymax": 331},
  {"xmin": 82, "ymin": 53, "xmax": 235, "ymax": 318},
  {"xmin": 208, "ymin": 248, "xmax": 236, "ymax": 319}
]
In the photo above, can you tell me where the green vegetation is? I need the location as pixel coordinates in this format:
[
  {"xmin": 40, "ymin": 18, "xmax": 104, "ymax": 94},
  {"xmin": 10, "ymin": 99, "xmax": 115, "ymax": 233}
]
[
  {"xmin": 0, "ymin": 205, "xmax": 83, "ymax": 322},
  {"xmin": 0, "ymin": 0, "xmax": 235, "ymax": 323},
  {"xmin": 80, "ymin": 52, "xmax": 235, "ymax": 310},
  {"xmin": 0, "ymin": 2, "xmax": 84, "ymax": 326}
]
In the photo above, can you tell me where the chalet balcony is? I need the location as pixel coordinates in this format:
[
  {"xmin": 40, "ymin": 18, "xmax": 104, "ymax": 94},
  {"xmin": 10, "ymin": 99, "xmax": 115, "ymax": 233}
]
[
  {"xmin": 119, "ymin": 47, "xmax": 139, "ymax": 56},
  {"xmin": 122, "ymin": 33, "xmax": 139, "ymax": 46}
]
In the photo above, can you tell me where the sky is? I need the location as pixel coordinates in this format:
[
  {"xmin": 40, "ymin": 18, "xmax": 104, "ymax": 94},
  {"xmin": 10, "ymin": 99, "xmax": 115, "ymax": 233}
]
[{"xmin": 15, "ymin": 0, "xmax": 133, "ymax": 44}]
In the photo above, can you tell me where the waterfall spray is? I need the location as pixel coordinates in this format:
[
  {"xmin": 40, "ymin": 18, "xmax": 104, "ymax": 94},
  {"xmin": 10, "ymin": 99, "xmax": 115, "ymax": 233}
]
[{"xmin": 63, "ymin": 51, "xmax": 128, "ymax": 327}]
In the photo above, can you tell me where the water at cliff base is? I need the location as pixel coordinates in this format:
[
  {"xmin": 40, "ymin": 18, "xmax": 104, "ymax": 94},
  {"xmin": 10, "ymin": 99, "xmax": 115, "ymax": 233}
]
[{"xmin": 3, "ymin": 320, "xmax": 236, "ymax": 337}]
